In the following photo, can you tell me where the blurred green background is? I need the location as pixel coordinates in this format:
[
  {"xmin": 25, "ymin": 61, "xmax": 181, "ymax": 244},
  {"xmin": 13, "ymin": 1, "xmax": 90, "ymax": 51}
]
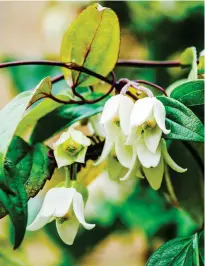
[{"xmin": 0, "ymin": 1, "xmax": 204, "ymax": 266}]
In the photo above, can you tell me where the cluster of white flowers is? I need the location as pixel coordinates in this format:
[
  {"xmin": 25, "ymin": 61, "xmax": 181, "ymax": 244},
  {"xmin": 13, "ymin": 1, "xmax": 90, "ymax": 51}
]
[
  {"xmin": 96, "ymin": 82, "xmax": 187, "ymax": 190},
  {"xmin": 27, "ymin": 128, "xmax": 95, "ymax": 245},
  {"xmin": 27, "ymin": 82, "xmax": 187, "ymax": 245}
]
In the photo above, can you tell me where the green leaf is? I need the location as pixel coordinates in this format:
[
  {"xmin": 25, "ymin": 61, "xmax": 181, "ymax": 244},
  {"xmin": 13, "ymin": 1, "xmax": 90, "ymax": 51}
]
[
  {"xmin": 147, "ymin": 232, "xmax": 203, "ymax": 266},
  {"xmin": 29, "ymin": 100, "xmax": 106, "ymax": 144},
  {"xmin": 1, "ymin": 159, "xmax": 28, "ymax": 249},
  {"xmin": 27, "ymin": 76, "xmax": 52, "ymax": 108},
  {"xmin": 199, "ymin": 231, "xmax": 204, "ymax": 264},
  {"xmin": 7, "ymin": 136, "xmax": 56, "ymax": 199},
  {"xmin": 157, "ymin": 96, "xmax": 204, "ymax": 142},
  {"xmin": 180, "ymin": 46, "xmax": 197, "ymax": 80},
  {"xmin": 0, "ymin": 91, "xmax": 32, "ymax": 189},
  {"xmin": 60, "ymin": 3, "xmax": 120, "ymax": 87},
  {"xmin": 16, "ymin": 89, "xmax": 72, "ymax": 137},
  {"xmin": 166, "ymin": 79, "xmax": 187, "ymax": 96},
  {"xmin": 0, "ymin": 137, "xmax": 56, "ymax": 248},
  {"xmin": 170, "ymin": 80, "xmax": 204, "ymax": 107}
]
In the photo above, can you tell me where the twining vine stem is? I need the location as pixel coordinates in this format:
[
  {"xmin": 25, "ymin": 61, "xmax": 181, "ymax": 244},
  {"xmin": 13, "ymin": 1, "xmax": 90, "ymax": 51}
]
[{"xmin": 0, "ymin": 59, "xmax": 193, "ymax": 104}]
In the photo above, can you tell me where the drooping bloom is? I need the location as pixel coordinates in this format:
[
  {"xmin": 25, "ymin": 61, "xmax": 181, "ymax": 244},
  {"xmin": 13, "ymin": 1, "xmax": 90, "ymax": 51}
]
[
  {"xmin": 141, "ymin": 139, "xmax": 187, "ymax": 190},
  {"xmin": 27, "ymin": 187, "xmax": 95, "ymax": 245},
  {"xmin": 53, "ymin": 128, "xmax": 91, "ymax": 168},
  {"xmin": 127, "ymin": 96, "xmax": 170, "ymax": 150},
  {"xmin": 95, "ymin": 94, "xmax": 134, "ymax": 168},
  {"xmin": 120, "ymin": 96, "xmax": 187, "ymax": 189}
]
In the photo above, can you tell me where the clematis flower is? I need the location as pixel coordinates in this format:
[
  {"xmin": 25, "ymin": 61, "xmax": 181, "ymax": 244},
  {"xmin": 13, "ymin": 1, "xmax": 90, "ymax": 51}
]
[
  {"xmin": 127, "ymin": 96, "xmax": 170, "ymax": 151},
  {"xmin": 53, "ymin": 128, "xmax": 91, "ymax": 168},
  {"xmin": 95, "ymin": 94, "xmax": 134, "ymax": 168},
  {"xmin": 121, "ymin": 138, "xmax": 187, "ymax": 190},
  {"xmin": 27, "ymin": 186, "xmax": 95, "ymax": 245}
]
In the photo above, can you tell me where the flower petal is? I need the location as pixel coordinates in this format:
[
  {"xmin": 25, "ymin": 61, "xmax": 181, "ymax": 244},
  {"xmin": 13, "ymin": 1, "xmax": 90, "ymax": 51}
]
[
  {"xmin": 73, "ymin": 191, "xmax": 95, "ymax": 230},
  {"xmin": 100, "ymin": 95, "xmax": 121, "ymax": 124},
  {"xmin": 136, "ymin": 136, "xmax": 161, "ymax": 168},
  {"xmin": 115, "ymin": 133, "xmax": 133, "ymax": 168},
  {"xmin": 27, "ymin": 214, "xmax": 51, "ymax": 231},
  {"xmin": 126, "ymin": 126, "xmax": 142, "ymax": 145},
  {"xmin": 143, "ymin": 158, "xmax": 164, "ymax": 190},
  {"xmin": 94, "ymin": 138, "xmax": 113, "ymax": 165},
  {"xmin": 104, "ymin": 120, "xmax": 120, "ymax": 141},
  {"xmin": 119, "ymin": 96, "xmax": 134, "ymax": 136},
  {"xmin": 56, "ymin": 216, "xmax": 79, "ymax": 245},
  {"xmin": 120, "ymin": 147, "xmax": 141, "ymax": 181},
  {"xmin": 107, "ymin": 155, "xmax": 127, "ymax": 181},
  {"xmin": 153, "ymin": 98, "xmax": 170, "ymax": 134},
  {"xmin": 53, "ymin": 130, "xmax": 71, "ymax": 147},
  {"xmin": 144, "ymin": 126, "xmax": 162, "ymax": 153},
  {"xmin": 70, "ymin": 128, "xmax": 91, "ymax": 146},
  {"xmin": 130, "ymin": 97, "xmax": 154, "ymax": 127},
  {"xmin": 53, "ymin": 187, "xmax": 75, "ymax": 217},
  {"xmin": 161, "ymin": 139, "xmax": 187, "ymax": 173},
  {"xmin": 27, "ymin": 188, "xmax": 60, "ymax": 230},
  {"xmin": 54, "ymin": 145, "xmax": 74, "ymax": 168},
  {"xmin": 76, "ymin": 147, "xmax": 87, "ymax": 163}
]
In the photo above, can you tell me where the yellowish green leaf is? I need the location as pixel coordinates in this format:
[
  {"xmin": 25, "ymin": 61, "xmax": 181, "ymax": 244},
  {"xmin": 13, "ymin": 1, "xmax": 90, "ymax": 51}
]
[{"xmin": 60, "ymin": 3, "xmax": 120, "ymax": 87}]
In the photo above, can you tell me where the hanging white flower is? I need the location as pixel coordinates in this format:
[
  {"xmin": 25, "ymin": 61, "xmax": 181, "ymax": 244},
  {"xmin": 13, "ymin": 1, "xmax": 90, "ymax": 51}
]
[
  {"xmin": 53, "ymin": 128, "xmax": 91, "ymax": 168},
  {"xmin": 95, "ymin": 94, "xmax": 134, "ymax": 168},
  {"xmin": 121, "ymin": 138, "xmax": 187, "ymax": 190},
  {"xmin": 27, "ymin": 187, "xmax": 95, "ymax": 245},
  {"xmin": 127, "ymin": 96, "xmax": 170, "ymax": 150}
]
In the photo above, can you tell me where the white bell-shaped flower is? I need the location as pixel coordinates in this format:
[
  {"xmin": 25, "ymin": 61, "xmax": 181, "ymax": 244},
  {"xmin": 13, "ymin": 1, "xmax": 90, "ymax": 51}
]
[
  {"xmin": 27, "ymin": 187, "xmax": 95, "ymax": 245},
  {"xmin": 127, "ymin": 97, "xmax": 170, "ymax": 153},
  {"xmin": 121, "ymin": 138, "xmax": 187, "ymax": 190},
  {"xmin": 53, "ymin": 128, "xmax": 91, "ymax": 168},
  {"xmin": 96, "ymin": 94, "xmax": 134, "ymax": 168}
]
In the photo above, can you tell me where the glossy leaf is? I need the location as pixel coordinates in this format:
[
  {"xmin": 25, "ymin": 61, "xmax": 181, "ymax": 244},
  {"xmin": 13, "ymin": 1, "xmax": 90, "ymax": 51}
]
[
  {"xmin": 0, "ymin": 137, "xmax": 56, "ymax": 219},
  {"xmin": 157, "ymin": 96, "xmax": 204, "ymax": 142},
  {"xmin": 1, "ymin": 159, "xmax": 28, "ymax": 249},
  {"xmin": 170, "ymin": 79, "xmax": 204, "ymax": 107},
  {"xmin": 27, "ymin": 76, "xmax": 52, "ymax": 108},
  {"xmin": 60, "ymin": 3, "xmax": 120, "ymax": 87},
  {"xmin": 199, "ymin": 231, "xmax": 204, "ymax": 264},
  {"xmin": 7, "ymin": 136, "xmax": 56, "ymax": 198},
  {"xmin": 180, "ymin": 46, "xmax": 197, "ymax": 80},
  {"xmin": 16, "ymin": 89, "xmax": 72, "ymax": 137},
  {"xmin": 30, "ymin": 100, "xmax": 106, "ymax": 144},
  {"xmin": 147, "ymin": 232, "xmax": 203, "ymax": 265}
]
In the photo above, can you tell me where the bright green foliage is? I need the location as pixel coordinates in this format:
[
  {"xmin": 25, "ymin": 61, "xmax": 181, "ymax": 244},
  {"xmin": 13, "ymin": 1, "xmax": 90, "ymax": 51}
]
[
  {"xmin": 60, "ymin": 3, "xmax": 120, "ymax": 87},
  {"xmin": 0, "ymin": 91, "xmax": 33, "ymax": 190},
  {"xmin": 27, "ymin": 76, "xmax": 52, "ymax": 108},
  {"xmin": 147, "ymin": 232, "xmax": 203, "ymax": 266},
  {"xmin": 180, "ymin": 47, "xmax": 197, "ymax": 80},
  {"xmin": 16, "ymin": 89, "xmax": 72, "ymax": 137},
  {"xmin": 29, "ymin": 99, "xmax": 107, "ymax": 144},
  {"xmin": 6, "ymin": 136, "xmax": 56, "ymax": 199},
  {"xmin": 2, "ymin": 159, "xmax": 28, "ymax": 249},
  {"xmin": 157, "ymin": 96, "xmax": 204, "ymax": 142},
  {"xmin": 199, "ymin": 231, "xmax": 204, "ymax": 264},
  {"xmin": 0, "ymin": 137, "xmax": 56, "ymax": 248},
  {"xmin": 170, "ymin": 80, "xmax": 204, "ymax": 106}
]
